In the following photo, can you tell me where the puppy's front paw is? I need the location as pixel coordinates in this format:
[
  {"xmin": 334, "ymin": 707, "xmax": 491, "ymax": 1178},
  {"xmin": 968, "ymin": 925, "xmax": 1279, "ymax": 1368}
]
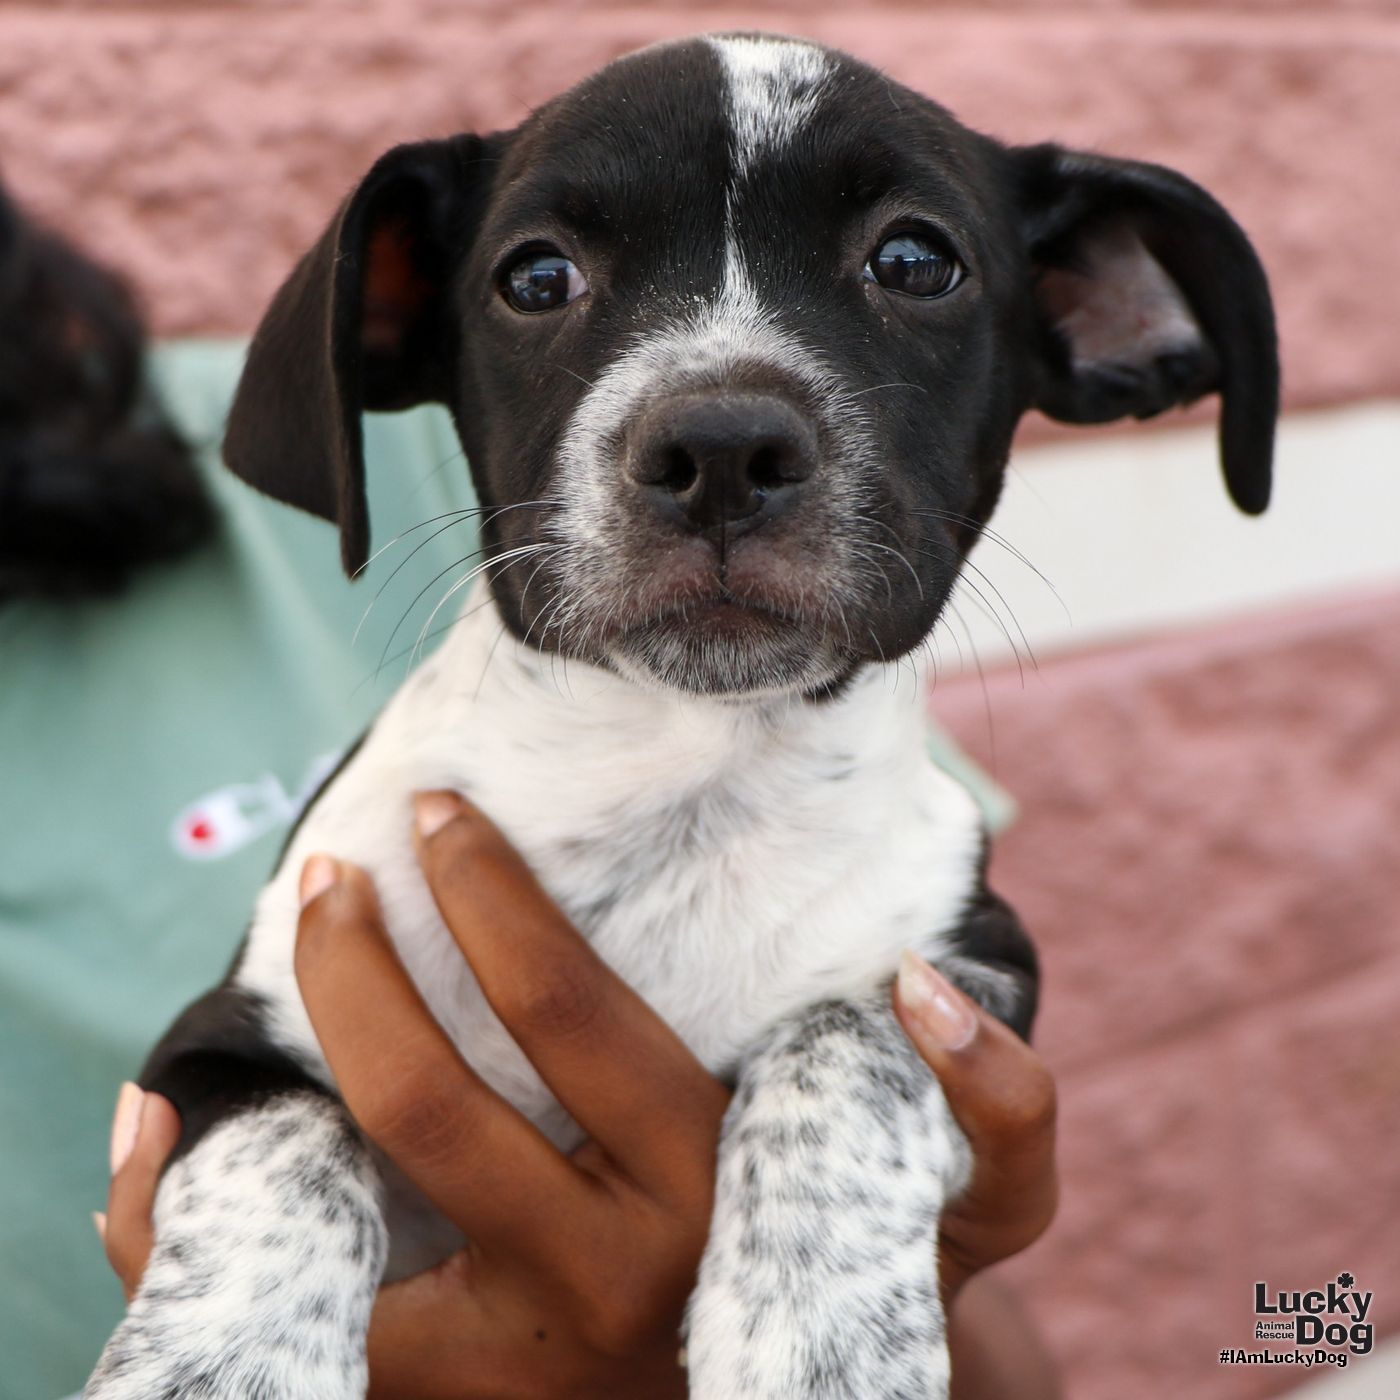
[
  {"xmin": 85, "ymin": 1095, "xmax": 385, "ymax": 1400},
  {"xmin": 686, "ymin": 998, "xmax": 964, "ymax": 1400},
  {"xmin": 84, "ymin": 1312, "xmax": 368, "ymax": 1400}
]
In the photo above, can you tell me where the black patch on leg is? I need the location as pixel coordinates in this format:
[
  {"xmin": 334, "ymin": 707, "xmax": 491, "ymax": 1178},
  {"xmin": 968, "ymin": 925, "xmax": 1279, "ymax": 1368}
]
[
  {"xmin": 141, "ymin": 985, "xmax": 331, "ymax": 1165},
  {"xmin": 943, "ymin": 884, "xmax": 1040, "ymax": 1041}
]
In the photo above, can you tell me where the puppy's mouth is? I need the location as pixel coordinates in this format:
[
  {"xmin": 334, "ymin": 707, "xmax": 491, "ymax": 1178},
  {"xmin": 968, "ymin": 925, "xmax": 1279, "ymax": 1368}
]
[
  {"xmin": 659, "ymin": 593, "xmax": 792, "ymax": 629},
  {"xmin": 627, "ymin": 589, "xmax": 803, "ymax": 647},
  {"xmin": 609, "ymin": 607, "xmax": 839, "ymax": 697},
  {"xmin": 589, "ymin": 545, "xmax": 851, "ymax": 697}
]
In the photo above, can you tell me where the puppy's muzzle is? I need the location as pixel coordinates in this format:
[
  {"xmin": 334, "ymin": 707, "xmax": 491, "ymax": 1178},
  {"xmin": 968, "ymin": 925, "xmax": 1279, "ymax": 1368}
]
[{"xmin": 626, "ymin": 392, "xmax": 818, "ymax": 541}]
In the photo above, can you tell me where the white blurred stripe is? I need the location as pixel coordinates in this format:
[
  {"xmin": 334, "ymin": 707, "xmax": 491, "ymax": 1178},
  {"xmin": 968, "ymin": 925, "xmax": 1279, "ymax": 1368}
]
[{"xmin": 944, "ymin": 401, "xmax": 1400, "ymax": 668}]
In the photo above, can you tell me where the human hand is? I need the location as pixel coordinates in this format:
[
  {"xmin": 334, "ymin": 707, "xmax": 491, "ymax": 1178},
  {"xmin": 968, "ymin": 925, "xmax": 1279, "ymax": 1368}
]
[
  {"xmin": 893, "ymin": 948, "xmax": 1059, "ymax": 1300},
  {"xmin": 101, "ymin": 791, "xmax": 727, "ymax": 1397},
  {"xmin": 100, "ymin": 797, "xmax": 1056, "ymax": 1398},
  {"xmin": 298, "ymin": 791, "xmax": 732, "ymax": 1397}
]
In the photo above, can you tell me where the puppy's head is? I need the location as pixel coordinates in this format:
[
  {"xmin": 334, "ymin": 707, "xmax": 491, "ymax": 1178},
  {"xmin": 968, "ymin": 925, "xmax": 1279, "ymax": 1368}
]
[{"xmin": 226, "ymin": 35, "xmax": 1276, "ymax": 697}]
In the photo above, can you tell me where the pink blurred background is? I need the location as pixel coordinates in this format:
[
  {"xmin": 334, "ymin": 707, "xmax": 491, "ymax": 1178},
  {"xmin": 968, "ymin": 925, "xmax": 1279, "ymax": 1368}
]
[{"xmin": 3, "ymin": 2, "xmax": 1397, "ymax": 1396}]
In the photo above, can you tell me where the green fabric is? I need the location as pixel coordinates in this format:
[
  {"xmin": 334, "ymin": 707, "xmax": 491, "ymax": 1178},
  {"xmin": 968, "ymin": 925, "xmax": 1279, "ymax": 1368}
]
[
  {"xmin": 1, "ymin": 340, "xmax": 1012, "ymax": 1398},
  {"xmin": 0, "ymin": 341, "xmax": 482, "ymax": 1399}
]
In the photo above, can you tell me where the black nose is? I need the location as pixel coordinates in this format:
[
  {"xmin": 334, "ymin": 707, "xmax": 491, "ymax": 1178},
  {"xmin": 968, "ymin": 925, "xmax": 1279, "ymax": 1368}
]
[{"xmin": 628, "ymin": 393, "xmax": 818, "ymax": 537}]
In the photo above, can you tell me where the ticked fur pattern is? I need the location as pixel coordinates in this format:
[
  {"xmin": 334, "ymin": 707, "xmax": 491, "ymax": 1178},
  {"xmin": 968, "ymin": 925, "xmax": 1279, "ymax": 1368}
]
[
  {"xmin": 689, "ymin": 995, "xmax": 972, "ymax": 1398},
  {"xmin": 86, "ymin": 1097, "xmax": 386, "ymax": 1399}
]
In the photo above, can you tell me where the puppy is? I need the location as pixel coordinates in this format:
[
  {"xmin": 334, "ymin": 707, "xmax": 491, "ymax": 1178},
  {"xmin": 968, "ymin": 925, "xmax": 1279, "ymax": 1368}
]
[
  {"xmin": 86, "ymin": 33, "xmax": 1275, "ymax": 1399},
  {"xmin": 0, "ymin": 177, "xmax": 211, "ymax": 600}
]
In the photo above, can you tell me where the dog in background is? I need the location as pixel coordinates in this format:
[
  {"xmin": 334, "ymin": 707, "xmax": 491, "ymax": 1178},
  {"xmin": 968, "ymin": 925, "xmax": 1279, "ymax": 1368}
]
[
  {"xmin": 0, "ymin": 176, "xmax": 210, "ymax": 601},
  {"xmin": 86, "ymin": 33, "xmax": 1276, "ymax": 1399}
]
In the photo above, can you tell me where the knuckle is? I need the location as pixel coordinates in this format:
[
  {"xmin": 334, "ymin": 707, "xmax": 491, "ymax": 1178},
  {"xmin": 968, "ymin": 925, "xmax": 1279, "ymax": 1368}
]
[
  {"xmin": 354, "ymin": 1070, "xmax": 473, "ymax": 1166},
  {"xmin": 986, "ymin": 1066, "xmax": 1058, "ymax": 1144},
  {"xmin": 500, "ymin": 967, "xmax": 603, "ymax": 1042}
]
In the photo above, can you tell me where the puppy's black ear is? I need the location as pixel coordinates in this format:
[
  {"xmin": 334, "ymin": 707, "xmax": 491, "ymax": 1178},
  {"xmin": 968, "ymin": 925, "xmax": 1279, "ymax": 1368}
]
[
  {"xmin": 1013, "ymin": 144, "xmax": 1278, "ymax": 514},
  {"xmin": 225, "ymin": 135, "xmax": 489, "ymax": 574}
]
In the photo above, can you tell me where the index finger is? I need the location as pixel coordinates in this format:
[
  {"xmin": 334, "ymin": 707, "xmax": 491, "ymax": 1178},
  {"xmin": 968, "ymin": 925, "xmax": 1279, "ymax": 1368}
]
[
  {"xmin": 412, "ymin": 791, "xmax": 730, "ymax": 1201},
  {"xmin": 294, "ymin": 857, "xmax": 595, "ymax": 1264}
]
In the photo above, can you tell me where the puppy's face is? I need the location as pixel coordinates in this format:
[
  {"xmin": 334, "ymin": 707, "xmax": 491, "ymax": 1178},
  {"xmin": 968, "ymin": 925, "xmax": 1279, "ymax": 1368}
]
[
  {"xmin": 459, "ymin": 38, "xmax": 1029, "ymax": 696},
  {"xmin": 227, "ymin": 35, "xmax": 1276, "ymax": 698}
]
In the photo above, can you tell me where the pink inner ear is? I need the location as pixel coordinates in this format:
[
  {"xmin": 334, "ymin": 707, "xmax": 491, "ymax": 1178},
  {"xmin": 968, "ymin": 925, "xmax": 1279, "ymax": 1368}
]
[
  {"xmin": 1038, "ymin": 224, "xmax": 1202, "ymax": 370},
  {"xmin": 362, "ymin": 220, "xmax": 433, "ymax": 354}
]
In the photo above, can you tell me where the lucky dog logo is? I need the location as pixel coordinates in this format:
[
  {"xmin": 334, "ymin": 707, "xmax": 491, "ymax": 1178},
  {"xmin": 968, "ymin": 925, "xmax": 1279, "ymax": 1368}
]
[
  {"xmin": 1256, "ymin": 1271, "xmax": 1374, "ymax": 1354},
  {"xmin": 1220, "ymin": 1271, "xmax": 1375, "ymax": 1372}
]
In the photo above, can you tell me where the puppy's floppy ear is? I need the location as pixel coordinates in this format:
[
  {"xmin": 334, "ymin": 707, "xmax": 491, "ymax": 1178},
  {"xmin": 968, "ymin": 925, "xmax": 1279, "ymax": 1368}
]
[
  {"xmin": 225, "ymin": 135, "xmax": 490, "ymax": 574},
  {"xmin": 1013, "ymin": 144, "xmax": 1278, "ymax": 514}
]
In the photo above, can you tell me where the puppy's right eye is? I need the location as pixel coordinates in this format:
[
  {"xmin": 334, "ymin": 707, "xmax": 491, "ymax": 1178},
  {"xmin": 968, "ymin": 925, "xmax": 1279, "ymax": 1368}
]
[
  {"xmin": 865, "ymin": 231, "xmax": 964, "ymax": 299},
  {"xmin": 501, "ymin": 248, "xmax": 588, "ymax": 314}
]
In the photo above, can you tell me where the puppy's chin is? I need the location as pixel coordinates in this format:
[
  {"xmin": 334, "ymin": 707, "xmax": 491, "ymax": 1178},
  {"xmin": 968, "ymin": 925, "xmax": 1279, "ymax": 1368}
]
[{"xmin": 607, "ymin": 606, "xmax": 845, "ymax": 699}]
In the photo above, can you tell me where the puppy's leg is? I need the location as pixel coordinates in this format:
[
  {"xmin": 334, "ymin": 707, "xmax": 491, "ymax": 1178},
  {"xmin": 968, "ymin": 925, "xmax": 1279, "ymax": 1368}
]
[
  {"xmin": 686, "ymin": 994, "xmax": 970, "ymax": 1400},
  {"xmin": 85, "ymin": 991, "xmax": 387, "ymax": 1400}
]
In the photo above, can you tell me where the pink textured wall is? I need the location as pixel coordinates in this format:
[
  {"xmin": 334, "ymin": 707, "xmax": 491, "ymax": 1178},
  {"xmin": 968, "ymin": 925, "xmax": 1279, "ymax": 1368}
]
[
  {"xmin": 1, "ymin": 0, "xmax": 1399, "ymax": 411},
  {"xmin": 934, "ymin": 588, "xmax": 1400, "ymax": 1398}
]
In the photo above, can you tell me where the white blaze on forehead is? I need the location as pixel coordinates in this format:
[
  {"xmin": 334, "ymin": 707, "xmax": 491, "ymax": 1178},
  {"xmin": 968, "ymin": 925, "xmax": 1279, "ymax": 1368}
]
[
  {"xmin": 549, "ymin": 34, "xmax": 870, "ymax": 576},
  {"xmin": 706, "ymin": 37, "xmax": 832, "ymax": 314},
  {"xmin": 707, "ymin": 35, "xmax": 832, "ymax": 176}
]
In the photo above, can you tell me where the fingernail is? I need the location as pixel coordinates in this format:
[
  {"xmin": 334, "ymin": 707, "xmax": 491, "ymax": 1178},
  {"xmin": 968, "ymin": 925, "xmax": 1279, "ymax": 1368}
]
[
  {"xmin": 93, "ymin": 1211, "xmax": 107, "ymax": 1244},
  {"xmin": 897, "ymin": 950, "xmax": 978, "ymax": 1050},
  {"xmin": 110, "ymin": 1082, "xmax": 145, "ymax": 1176},
  {"xmin": 299, "ymin": 854, "xmax": 339, "ymax": 908},
  {"xmin": 414, "ymin": 790, "xmax": 463, "ymax": 840}
]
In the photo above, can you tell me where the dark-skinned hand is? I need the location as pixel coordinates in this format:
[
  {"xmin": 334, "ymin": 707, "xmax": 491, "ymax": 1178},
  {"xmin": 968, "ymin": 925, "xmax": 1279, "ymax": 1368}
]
[{"xmin": 100, "ymin": 791, "xmax": 1057, "ymax": 1399}]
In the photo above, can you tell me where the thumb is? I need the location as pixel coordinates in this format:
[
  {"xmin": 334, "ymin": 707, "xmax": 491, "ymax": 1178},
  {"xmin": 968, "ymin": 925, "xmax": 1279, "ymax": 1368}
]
[
  {"xmin": 894, "ymin": 951, "xmax": 1056, "ymax": 1148},
  {"xmin": 892, "ymin": 951, "xmax": 1058, "ymax": 1284},
  {"xmin": 102, "ymin": 1083, "xmax": 182, "ymax": 1299}
]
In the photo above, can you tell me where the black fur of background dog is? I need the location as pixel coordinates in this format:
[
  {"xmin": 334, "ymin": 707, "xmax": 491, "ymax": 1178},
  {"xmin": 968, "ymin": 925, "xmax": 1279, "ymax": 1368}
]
[{"xmin": 0, "ymin": 177, "xmax": 211, "ymax": 601}]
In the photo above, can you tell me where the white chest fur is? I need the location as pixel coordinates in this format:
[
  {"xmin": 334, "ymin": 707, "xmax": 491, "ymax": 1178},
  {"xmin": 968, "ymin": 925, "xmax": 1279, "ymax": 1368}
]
[{"xmin": 236, "ymin": 594, "xmax": 984, "ymax": 1152}]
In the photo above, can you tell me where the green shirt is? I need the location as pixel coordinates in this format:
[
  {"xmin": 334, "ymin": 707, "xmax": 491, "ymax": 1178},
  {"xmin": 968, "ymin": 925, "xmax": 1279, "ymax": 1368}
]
[
  {"xmin": 0, "ymin": 341, "xmax": 1011, "ymax": 1398},
  {"xmin": 0, "ymin": 341, "xmax": 485, "ymax": 1398}
]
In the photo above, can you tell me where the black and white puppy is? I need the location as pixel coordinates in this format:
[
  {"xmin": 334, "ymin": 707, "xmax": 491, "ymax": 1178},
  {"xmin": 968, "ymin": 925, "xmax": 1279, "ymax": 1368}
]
[{"xmin": 87, "ymin": 33, "xmax": 1276, "ymax": 1400}]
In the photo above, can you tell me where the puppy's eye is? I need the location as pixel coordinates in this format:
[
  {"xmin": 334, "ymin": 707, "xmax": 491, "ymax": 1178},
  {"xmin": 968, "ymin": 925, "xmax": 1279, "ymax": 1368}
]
[
  {"xmin": 865, "ymin": 233, "xmax": 964, "ymax": 299},
  {"xmin": 502, "ymin": 248, "xmax": 588, "ymax": 313}
]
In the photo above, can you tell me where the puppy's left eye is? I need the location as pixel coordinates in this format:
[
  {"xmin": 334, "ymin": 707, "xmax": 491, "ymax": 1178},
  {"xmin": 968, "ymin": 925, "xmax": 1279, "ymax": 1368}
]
[
  {"xmin": 865, "ymin": 233, "xmax": 964, "ymax": 299},
  {"xmin": 502, "ymin": 248, "xmax": 588, "ymax": 313}
]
